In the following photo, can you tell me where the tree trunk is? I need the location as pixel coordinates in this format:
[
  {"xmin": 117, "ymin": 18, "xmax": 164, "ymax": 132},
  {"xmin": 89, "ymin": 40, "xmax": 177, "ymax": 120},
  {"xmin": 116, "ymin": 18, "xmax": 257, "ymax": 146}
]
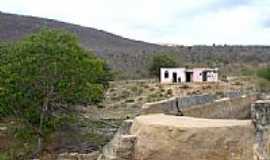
[{"xmin": 33, "ymin": 97, "xmax": 48, "ymax": 158}]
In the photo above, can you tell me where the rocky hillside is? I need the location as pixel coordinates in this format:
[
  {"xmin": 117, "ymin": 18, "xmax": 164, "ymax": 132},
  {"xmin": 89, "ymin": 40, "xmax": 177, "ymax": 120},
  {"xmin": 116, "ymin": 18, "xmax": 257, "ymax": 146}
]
[{"xmin": 1, "ymin": 11, "xmax": 270, "ymax": 78}]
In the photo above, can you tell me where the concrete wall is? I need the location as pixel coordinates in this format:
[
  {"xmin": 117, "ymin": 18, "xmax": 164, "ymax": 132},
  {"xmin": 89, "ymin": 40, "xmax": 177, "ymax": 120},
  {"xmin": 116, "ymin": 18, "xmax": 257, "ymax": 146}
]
[
  {"xmin": 183, "ymin": 95, "xmax": 257, "ymax": 119},
  {"xmin": 160, "ymin": 68, "xmax": 186, "ymax": 84},
  {"xmin": 141, "ymin": 94, "xmax": 216, "ymax": 115},
  {"xmin": 192, "ymin": 68, "xmax": 218, "ymax": 82},
  {"xmin": 140, "ymin": 97, "xmax": 178, "ymax": 115},
  {"xmin": 176, "ymin": 94, "xmax": 216, "ymax": 109},
  {"xmin": 140, "ymin": 92, "xmax": 257, "ymax": 119}
]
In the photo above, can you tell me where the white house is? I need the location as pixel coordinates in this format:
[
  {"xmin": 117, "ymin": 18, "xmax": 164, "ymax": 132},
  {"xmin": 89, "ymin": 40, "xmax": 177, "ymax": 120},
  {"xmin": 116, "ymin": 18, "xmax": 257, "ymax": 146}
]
[{"xmin": 160, "ymin": 67, "xmax": 218, "ymax": 84}]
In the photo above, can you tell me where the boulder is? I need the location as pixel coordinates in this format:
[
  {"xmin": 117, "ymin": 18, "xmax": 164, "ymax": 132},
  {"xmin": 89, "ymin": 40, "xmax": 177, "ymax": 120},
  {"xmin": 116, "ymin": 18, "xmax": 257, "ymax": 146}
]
[{"xmin": 130, "ymin": 114, "xmax": 256, "ymax": 160}]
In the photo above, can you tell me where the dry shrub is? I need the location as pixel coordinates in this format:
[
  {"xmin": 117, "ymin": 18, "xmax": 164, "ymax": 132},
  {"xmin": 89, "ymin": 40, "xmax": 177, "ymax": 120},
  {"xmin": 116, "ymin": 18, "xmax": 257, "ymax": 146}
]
[{"xmin": 167, "ymin": 89, "xmax": 173, "ymax": 95}]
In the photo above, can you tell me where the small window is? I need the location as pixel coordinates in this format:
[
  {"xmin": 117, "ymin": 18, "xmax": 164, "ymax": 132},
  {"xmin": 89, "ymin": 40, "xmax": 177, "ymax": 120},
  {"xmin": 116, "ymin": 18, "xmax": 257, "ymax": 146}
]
[{"xmin": 164, "ymin": 71, "xmax": 169, "ymax": 78}]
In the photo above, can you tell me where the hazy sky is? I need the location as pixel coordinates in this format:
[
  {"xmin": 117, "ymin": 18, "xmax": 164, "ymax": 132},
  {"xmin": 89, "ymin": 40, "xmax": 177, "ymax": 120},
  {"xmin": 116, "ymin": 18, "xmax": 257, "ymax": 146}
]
[{"xmin": 1, "ymin": 0, "xmax": 270, "ymax": 45}]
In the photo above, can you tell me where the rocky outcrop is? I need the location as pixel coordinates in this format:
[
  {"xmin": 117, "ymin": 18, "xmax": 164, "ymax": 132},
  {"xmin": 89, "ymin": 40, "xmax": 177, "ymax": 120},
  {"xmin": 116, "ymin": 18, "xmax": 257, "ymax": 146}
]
[
  {"xmin": 251, "ymin": 100, "xmax": 270, "ymax": 160},
  {"xmin": 99, "ymin": 97, "xmax": 270, "ymax": 160},
  {"xmin": 130, "ymin": 114, "xmax": 255, "ymax": 160},
  {"xmin": 98, "ymin": 120, "xmax": 136, "ymax": 160}
]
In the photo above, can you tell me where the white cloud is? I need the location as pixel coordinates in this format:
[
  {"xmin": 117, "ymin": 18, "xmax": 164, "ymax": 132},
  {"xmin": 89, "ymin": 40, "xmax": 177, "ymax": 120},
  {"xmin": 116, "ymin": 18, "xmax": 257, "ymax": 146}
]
[{"xmin": 0, "ymin": 0, "xmax": 270, "ymax": 45}]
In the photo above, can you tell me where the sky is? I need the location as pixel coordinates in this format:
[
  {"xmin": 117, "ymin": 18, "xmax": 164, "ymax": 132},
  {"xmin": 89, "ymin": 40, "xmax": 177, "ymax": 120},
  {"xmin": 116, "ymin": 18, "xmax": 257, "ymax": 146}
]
[{"xmin": 1, "ymin": 0, "xmax": 270, "ymax": 45}]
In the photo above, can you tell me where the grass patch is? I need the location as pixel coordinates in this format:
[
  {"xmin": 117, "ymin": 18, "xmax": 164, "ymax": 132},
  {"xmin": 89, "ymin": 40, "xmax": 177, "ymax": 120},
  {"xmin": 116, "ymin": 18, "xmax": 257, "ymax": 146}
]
[{"xmin": 0, "ymin": 153, "xmax": 8, "ymax": 160}]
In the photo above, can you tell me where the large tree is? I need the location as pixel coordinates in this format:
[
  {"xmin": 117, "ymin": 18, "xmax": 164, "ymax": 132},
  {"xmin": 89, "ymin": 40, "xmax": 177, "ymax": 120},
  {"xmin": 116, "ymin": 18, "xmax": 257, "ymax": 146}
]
[
  {"xmin": 149, "ymin": 53, "xmax": 178, "ymax": 77},
  {"xmin": 0, "ymin": 29, "xmax": 112, "ymax": 157}
]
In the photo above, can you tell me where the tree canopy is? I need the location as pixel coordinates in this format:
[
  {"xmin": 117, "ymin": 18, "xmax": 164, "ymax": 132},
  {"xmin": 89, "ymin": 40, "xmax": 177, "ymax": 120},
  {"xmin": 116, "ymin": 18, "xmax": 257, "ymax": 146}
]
[
  {"xmin": 149, "ymin": 53, "xmax": 178, "ymax": 77},
  {"xmin": 0, "ymin": 29, "xmax": 112, "ymax": 157}
]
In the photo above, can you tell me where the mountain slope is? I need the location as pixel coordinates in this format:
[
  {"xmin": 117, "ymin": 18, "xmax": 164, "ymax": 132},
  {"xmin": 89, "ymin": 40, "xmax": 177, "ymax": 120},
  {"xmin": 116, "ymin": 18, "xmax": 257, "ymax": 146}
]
[
  {"xmin": 1, "ymin": 11, "xmax": 270, "ymax": 79},
  {"xmin": 0, "ymin": 11, "xmax": 174, "ymax": 78}
]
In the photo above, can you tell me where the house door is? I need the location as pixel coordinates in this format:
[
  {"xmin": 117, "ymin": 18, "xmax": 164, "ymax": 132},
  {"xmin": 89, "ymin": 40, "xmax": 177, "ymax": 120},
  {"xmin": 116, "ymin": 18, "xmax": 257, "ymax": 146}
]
[
  {"xmin": 202, "ymin": 72, "xmax": 207, "ymax": 81},
  {"xmin": 185, "ymin": 72, "xmax": 193, "ymax": 82},
  {"xmin": 173, "ymin": 72, "xmax": 177, "ymax": 83}
]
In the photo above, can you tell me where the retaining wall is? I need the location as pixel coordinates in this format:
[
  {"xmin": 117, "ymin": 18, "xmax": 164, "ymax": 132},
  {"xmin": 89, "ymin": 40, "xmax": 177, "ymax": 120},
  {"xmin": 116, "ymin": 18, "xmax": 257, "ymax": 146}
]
[
  {"xmin": 141, "ymin": 92, "xmax": 258, "ymax": 119},
  {"xmin": 140, "ymin": 94, "xmax": 216, "ymax": 115},
  {"xmin": 183, "ymin": 95, "xmax": 257, "ymax": 119}
]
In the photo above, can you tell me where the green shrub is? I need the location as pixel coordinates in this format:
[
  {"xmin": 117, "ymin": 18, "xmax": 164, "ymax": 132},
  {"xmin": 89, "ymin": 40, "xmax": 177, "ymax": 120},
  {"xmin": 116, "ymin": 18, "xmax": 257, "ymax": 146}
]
[
  {"xmin": 241, "ymin": 68, "xmax": 256, "ymax": 76},
  {"xmin": 160, "ymin": 88, "xmax": 166, "ymax": 92},
  {"xmin": 143, "ymin": 84, "xmax": 150, "ymax": 89},
  {"xmin": 180, "ymin": 84, "xmax": 190, "ymax": 89},
  {"xmin": 130, "ymin": 86, "xmax": 143, "ymax": 96},
  {"xmin": 0, "ymin": 153, "xmax": 8, "ymax": 160},
  {"xmin": 215, "ymin": 91, "xmax": 225, "ymax": 98},
  {"xmin": 97, "ymin": 104, "xmax": 105, "ymax": 109},
  {"xmin": 120, "ymin": 90, "xmax": 131, "ymax": 99},
  {"xmin": 125, "ymin": 99, "xmax": 135, "ymax": 103},
  {"xmin": 146, "ymin": 93, "xmax": 164, "ymax": 102},
  {"xmin": 257, "ymin": 68, "xmax": 270, "ymax": 81},
  {"xmin": 256, "ymin": 78, "xmax": 270, "ymax": 92},
  {"xmin": 167, "ymin": 89, "xmax": 173, "ymax": 95},
  {"xmin": 0, "ymin": 29, "xmax": 112, "ymax": 157}
]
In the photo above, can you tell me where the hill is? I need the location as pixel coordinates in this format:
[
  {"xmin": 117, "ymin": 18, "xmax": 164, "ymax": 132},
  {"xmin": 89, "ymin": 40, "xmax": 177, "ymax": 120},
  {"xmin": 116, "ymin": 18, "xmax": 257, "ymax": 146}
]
[
  {"xmin": 0, "ymin": 11, "xmax": 175, "ymax": 78},
  {"xmin": 1, "ymin": 11, "xmax": 270, "ymax": 78}
]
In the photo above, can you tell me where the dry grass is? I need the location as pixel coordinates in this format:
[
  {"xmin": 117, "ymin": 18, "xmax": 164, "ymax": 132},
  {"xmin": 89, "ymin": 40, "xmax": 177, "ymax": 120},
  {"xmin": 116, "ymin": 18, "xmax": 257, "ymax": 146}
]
[{"xmin": 85, "ymin": 77, "xmax": 256, "ymax": 120}]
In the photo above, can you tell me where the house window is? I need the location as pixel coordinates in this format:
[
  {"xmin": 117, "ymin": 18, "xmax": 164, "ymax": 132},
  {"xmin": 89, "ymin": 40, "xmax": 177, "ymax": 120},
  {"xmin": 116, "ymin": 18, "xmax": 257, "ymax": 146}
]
[{"xmin": 164, "ymin": 71, "xmax": 169, "ymax": 78}]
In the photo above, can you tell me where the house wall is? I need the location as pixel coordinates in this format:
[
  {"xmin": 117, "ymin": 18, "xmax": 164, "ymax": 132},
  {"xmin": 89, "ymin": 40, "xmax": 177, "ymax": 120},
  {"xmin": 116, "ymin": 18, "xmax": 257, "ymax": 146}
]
[
  {"xmin": 160, "ymin": 68, "xmax": 186, "ymax": 84},
  {"xmin": 192, "ymin": 68, "xmax": 204, "ymax": 82},
  {"xmin": 160, "ymin": 68, "xmax": 218, "ymax": 83},
  {"xmin": 206, "ymin": 70, "xmax": 218, "ymax": 82},
  {"xmin": 192, "ymin": 68, "xmax": 218, "ymax": 82}
]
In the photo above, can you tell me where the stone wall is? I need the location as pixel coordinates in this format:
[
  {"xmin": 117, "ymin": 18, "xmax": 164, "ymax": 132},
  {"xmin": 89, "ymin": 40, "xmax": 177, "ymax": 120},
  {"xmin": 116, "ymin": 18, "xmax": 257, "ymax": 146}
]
[
  {"xmin": 98, "ymin": 120, "xmax": 136, "ymax": 160},
  {"xmin": 224, "ymin": 91, "xmax": 241, "ymax": 98},
  {"xmin": 140, "ymin": 92, "xmax": 257, "ymax": 119},
  {"xmin": 140, "ymin": 94, "xmax": 216, "ymax": 115},
  {"xmin": 140, "ymin": 97, "xmax": 178, "ymax": 115},
  {"xmin": 176, "ymin": 94, "xmax": 216, "ymax": 109},
  {"xmin": 183, "ymin": 95, "xmax": 257, "ymax": 119}
]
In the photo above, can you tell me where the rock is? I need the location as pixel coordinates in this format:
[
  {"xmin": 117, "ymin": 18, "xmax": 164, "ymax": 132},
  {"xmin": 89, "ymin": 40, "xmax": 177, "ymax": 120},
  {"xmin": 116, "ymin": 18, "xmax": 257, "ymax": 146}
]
[
  {"xmin": 251, "ymin": 100, "xmax": 270, "ymax": 160},
  {"xmin": 98, "ymin": 120, "xmax": 136, "ymax": 160},
  {"xmin": 130, "ymin": 114, "xmax": 256, "ymax": 160},
  {"xmin": 0, "ymin": 126, "xmax": 7, "ymax": 131}
]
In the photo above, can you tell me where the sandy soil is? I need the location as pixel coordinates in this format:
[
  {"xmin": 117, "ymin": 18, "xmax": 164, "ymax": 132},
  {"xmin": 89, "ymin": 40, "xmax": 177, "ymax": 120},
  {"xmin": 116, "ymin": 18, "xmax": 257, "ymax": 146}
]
[{"xmin": 134, "ymin": 114, "xmax": 252, "ymax": 128}]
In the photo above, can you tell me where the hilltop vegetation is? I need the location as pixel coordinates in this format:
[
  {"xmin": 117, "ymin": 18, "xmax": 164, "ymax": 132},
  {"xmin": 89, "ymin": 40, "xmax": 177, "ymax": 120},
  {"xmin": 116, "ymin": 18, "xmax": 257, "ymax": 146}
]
[{"xmin": 0, "ymin": 12, "xmax": 270, "ymax": 79}]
